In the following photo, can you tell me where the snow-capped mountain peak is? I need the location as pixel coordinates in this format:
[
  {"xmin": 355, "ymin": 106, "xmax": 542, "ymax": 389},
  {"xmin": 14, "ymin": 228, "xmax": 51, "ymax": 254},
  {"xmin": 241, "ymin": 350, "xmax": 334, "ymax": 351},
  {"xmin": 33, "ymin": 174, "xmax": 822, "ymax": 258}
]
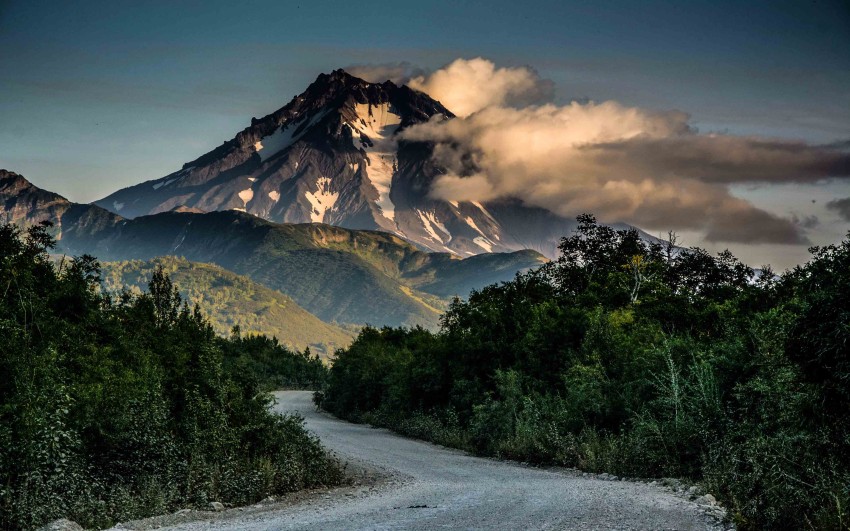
[{"xmin": 95, "ymin": 70, "xmax": 580, "ymax": 257}]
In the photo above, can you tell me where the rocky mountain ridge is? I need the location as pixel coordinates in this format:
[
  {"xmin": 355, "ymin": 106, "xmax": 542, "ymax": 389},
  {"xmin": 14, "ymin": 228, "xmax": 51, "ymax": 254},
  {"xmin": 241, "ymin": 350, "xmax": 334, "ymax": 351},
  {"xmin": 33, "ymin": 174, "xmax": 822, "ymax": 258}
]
[
  {"xmin": 95, "ymin": 70, "xmax": 587, "ymax": 258},
  {"xmin": 2, "ymin": 170, "xmax": 547, "ymax": 328}
]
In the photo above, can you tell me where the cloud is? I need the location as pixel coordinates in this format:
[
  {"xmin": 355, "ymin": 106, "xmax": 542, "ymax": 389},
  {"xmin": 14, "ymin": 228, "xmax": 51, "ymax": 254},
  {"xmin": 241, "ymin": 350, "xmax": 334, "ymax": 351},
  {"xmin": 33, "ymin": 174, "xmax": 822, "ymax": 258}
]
[
  {"xmin": 399, "ymin": 65, "xmax": 850, "ymax": 244},
  {"xmin": 826, "ymin": 197, "xmax": 850, "ymax": 221},
  {"xmin": 344, "ymin": 62, "xmax": 427, "ymax": 85},
  {"xmin": 408, "ymin": 57, "xmax": 554, "ymax": 117},
  {"xmin": 791, "ymin": 214, "xmax": 820, "ymax": 230},
  {"xmin": 582, "ymin": 136, "xmax": 850, "ymax": 185}
]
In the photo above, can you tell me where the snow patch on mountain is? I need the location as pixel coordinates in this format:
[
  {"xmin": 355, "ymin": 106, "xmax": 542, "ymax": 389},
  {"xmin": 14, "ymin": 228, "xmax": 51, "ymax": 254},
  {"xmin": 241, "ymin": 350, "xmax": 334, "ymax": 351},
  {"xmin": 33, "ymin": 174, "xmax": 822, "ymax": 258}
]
[
  {"xmin": 465, "ymin": 216, "xmax": 485, "ymax": 236},
  {"xmin": 257, "ymin": 110, "xmax": 330, "ymax": 162},
  {"xmin": 152, "ymin": 177, "xmax": 178, "ymax": 190},
  {"xmin": 173, "ymin": 233, "xmax": 186, "ymax": 252},
  {"xmin": 425, "ymin": 211, "xmax": 450, "ymax": 241},
  {"xmin": 366, "ymin": 153, "xmax": 397, "ymax": 222},
  {"xmin": 472, "ymin": 201, "xmax": 496, "ymax": 223},
  {"xmin": 471, "ymin": 201, "xmax": 500, "ymax": 240},
  {"xmin": 342, "ymin": 102, "xmax": 404, "ymax": 226},
  {"xmin": 305, "ymin": 177, "xmax": 339, "ymax": 223},
  {"xmin": 417, "ymin": 210, "xmax": 441, "ymax": 242},
  {"xmin": 473, "ymin": 236, "xmax": 494, "ymax": 252},
  {"xmin": 417, "ymin": 210, "xmax": 450, "ymax": 243},
  {"xmin": 238, "ymin": 189, "xmax": 254, "ymax": 206},
  {"xmin": 256, "ymin": 125, "xmax": 297, "ymax": 162},
  {"xmin": 113, "ymin": 201, "xmax": 124, "ymax": 212},
  {"xmin": 352, "ymin": 103, "xmax": 402, "ymax": 146},
  {"xmin": 268, "ymin": 190, "xmax": 280, "ymax": 202}
]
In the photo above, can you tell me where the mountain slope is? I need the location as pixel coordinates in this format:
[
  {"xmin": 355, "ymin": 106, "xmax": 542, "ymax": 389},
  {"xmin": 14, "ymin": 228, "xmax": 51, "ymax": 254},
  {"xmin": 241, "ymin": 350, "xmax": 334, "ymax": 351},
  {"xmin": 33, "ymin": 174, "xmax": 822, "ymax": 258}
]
[
  {"xmin": 4, "ymin": 171, "xmax": 547, "ymax": 328},
  {"xmin": 100, "ymin": 257, "xmax": 355, "ymax": 357},
  {"xmin": 94, "ymin": 70, "xmax": 588, "ymax": 258},
  {"xmin": 95, "ymin": 70, "xmax": 453, "ymax": 237},
  {"xmin": 79, "ymin": 210, "xmax": 449, "ymax": 327},
  {"xmin": 1, "ymin": 169, "xmax": 121, "ymax": 252},
  {"xmin": 78, "ymin": 210, "xmax": 545, "ymax": 327},
  {"xmin": 403, "ymin": 249, "xmax": 549, "ymax": 298}
]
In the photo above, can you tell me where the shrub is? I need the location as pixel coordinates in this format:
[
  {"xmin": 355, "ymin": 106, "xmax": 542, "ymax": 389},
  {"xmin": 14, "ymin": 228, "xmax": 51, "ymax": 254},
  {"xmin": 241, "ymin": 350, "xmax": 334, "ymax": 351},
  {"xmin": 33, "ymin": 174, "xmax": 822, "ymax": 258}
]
[{"xmin": 0, "ymin": 223, "xmax": 342, "ymax": 530}]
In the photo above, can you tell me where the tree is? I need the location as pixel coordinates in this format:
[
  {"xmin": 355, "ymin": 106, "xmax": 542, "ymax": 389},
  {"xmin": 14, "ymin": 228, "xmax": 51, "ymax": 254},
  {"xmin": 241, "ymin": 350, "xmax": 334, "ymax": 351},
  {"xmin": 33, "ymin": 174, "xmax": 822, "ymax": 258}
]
[{"xmin": 148, "ymin": 265, "xmax": 183, "ymax": 328}]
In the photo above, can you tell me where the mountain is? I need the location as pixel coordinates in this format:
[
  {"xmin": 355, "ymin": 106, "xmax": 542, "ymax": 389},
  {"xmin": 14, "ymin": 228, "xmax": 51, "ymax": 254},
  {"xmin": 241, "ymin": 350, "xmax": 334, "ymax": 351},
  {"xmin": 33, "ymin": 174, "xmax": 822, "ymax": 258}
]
[
  {"xmin": 100, "ymin": 257, "xmax": 356, "ymax": 357},
  {"xmin": 77, "ymin": 209, "xmax": 546, "ymax": 327},
  {"xmin": 94, "ymin": 70, "xmax": 584, "ymax": 258},
  {"xmin": 1, "ymin": 169, "xmax": 121, "ymax": 252},
  {"xmin": 2, "ymin": 171, "xmax": 547, "ymax": 328}
]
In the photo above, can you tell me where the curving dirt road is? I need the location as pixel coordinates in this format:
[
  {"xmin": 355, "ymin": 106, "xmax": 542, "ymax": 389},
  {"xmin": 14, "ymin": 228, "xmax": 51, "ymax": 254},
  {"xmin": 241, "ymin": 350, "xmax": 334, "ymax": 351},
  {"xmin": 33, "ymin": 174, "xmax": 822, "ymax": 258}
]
[{"xmin": 163, "ymin": 391, "xmax": 728, "ymax": 530}]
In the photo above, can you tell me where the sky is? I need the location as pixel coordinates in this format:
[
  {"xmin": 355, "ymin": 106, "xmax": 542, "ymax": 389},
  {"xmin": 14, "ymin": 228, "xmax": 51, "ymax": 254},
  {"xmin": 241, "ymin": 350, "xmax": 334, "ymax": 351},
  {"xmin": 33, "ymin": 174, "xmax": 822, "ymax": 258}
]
[{"xmin": 0, "ymin": 0, "xmax": 848, "ymax": 269}]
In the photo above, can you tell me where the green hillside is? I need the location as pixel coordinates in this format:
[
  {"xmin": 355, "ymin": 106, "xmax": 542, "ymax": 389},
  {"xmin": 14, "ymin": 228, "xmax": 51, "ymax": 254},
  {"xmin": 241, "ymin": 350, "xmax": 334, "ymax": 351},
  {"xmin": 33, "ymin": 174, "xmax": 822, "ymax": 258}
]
[
  {"xmin": 74, "ymin": 211, "xmax": 545, "ymax": 327},
  {"xmin": 2, "ymin": 172, "xmax": 548, "ymax": 329},
  {"xmin": 101, "ymin": 257, "xmax": 356, "ymax": 357},
  {"xmin": 402, "ymin": 249, "xmax": 550, "ymax": 298}
]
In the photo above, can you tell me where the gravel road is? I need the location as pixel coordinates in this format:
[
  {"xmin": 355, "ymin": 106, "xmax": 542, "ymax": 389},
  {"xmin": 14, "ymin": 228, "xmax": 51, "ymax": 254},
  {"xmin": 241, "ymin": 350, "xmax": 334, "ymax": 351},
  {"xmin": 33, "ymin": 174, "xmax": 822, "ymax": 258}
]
[{"xmin": 159, "ymin": 391, "xmax": 729, "ymax": 530}]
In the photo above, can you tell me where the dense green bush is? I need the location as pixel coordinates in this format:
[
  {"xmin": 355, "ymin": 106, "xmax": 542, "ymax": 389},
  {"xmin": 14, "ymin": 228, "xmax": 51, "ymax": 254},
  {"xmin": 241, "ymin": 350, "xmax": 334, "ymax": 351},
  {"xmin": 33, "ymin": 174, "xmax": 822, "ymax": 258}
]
[
  {"xmin": 0, "ymin": 222, "xmax": 343, "ymax": 530},
  {"xmin": 222, "ymin": 331, "xmax": 327, "ymax": 390},
  {"xmin": 320, "ymin": 214, "xmax": 850, "ymax": 529}
]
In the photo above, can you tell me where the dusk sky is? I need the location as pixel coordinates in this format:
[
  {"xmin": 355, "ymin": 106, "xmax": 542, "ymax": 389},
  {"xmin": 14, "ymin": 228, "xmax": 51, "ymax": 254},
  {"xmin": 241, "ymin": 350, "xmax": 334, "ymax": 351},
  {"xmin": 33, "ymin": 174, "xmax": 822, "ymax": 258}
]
[{"xmin": 1, "ymin": 0, "xmax": 848, "ymax": 269}]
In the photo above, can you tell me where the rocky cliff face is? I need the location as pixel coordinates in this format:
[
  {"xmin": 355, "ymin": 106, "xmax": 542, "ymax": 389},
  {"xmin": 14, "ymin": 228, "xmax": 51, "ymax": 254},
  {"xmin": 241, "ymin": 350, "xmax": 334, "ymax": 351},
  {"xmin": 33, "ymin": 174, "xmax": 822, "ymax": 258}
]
[
  {"xmin": 95, "ymin": 70, "xmax": 582, "ymax": 258},
  {"xmin": 1, "ymin": 170, "xmax": 122, "ymax": 254},
  {"xmin": 1, "ymin": 169, "xmax": 72, "ymax": 225}
]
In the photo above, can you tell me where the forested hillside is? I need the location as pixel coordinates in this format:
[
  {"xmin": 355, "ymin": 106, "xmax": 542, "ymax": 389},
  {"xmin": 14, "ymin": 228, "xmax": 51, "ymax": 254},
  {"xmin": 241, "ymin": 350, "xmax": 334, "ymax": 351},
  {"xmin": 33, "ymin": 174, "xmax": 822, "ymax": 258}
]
[
  {"xmin": 1, "ymin": 171, "xmax": 548, "ymax": 331},
  {"xmin": 0, "ymin": 222, "xmax": 343, "ymax": 530},
  {"xmin": 100, "ymin": 257, "xmax": 356, "ymax": 357},
  {"xmin": 320, "ymin": 214, "xmax": 850, "ymax": 529}
]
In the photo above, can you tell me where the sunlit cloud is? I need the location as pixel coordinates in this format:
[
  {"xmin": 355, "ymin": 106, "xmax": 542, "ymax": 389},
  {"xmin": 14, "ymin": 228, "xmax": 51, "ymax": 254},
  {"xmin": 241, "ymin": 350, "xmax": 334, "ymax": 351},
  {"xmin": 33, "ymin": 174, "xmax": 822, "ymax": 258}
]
[
  {"xmin": 398, "ymin": 58, "xmax": 850, "ymax": 245},
  {"xmin": 408, "ymin": 57, "xmax": 554, "ymax": 117}
]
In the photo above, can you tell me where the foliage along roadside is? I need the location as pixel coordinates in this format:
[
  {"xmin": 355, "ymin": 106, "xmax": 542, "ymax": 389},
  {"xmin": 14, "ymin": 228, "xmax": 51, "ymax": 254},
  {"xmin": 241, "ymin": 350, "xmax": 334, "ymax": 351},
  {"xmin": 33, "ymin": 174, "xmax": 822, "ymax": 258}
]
[
  {"xmin": 318, "ymin": 214, "xmax": 850, "ymax": 530},
  {"xmin": 0, "ymin": 222, "xmax": 344, "ymax": 530}
]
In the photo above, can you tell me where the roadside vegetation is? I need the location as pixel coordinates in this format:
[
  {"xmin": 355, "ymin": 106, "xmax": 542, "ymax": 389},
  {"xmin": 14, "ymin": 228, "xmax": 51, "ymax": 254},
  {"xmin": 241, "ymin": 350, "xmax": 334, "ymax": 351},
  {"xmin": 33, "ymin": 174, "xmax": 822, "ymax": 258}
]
[
  {"xmin": 0, "ymin": 222, "xmax": 343, "ymax": 530},
  {"xmin": 319, "ymin": 214, "xmax": 850, "ymax": 529}
]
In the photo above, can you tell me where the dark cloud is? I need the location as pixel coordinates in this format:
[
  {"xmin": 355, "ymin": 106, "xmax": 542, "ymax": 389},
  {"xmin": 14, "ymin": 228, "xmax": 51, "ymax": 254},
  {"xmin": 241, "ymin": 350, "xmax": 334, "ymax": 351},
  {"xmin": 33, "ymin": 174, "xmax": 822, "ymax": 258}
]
[
  {"xmin": 705, "ymin": 207, "xmax": 809, "ymax": 244},
  {"xmin": 584, "ymin": 136, "xmax": 850, "ymax": 184},
  {"xmin": 791, "ymin": 214, "xmax": 820, "ymax": 230},
  {"xmin": 826, "ymin": 197, "xmax": 850, "ymax": 221}
]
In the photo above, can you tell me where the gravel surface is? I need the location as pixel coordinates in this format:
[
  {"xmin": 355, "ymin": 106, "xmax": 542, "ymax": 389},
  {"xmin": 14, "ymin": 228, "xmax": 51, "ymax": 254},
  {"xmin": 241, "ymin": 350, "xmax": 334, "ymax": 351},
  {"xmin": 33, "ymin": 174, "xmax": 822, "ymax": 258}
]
[{"xmin": 141, "ymin": 391, "xmax": 731, "ymax": 530}]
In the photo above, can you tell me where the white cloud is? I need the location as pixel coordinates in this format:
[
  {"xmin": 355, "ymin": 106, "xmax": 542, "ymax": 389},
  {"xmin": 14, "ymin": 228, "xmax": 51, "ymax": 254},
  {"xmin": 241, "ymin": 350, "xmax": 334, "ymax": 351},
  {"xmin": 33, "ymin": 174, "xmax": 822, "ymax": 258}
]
[
  {"xmin": 399, "ymin": 59, "xmax": 850, "ymax": 244},
  {"xmin": 408, "ymin": 57, "xmax": 554, "ymax": 117}
]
